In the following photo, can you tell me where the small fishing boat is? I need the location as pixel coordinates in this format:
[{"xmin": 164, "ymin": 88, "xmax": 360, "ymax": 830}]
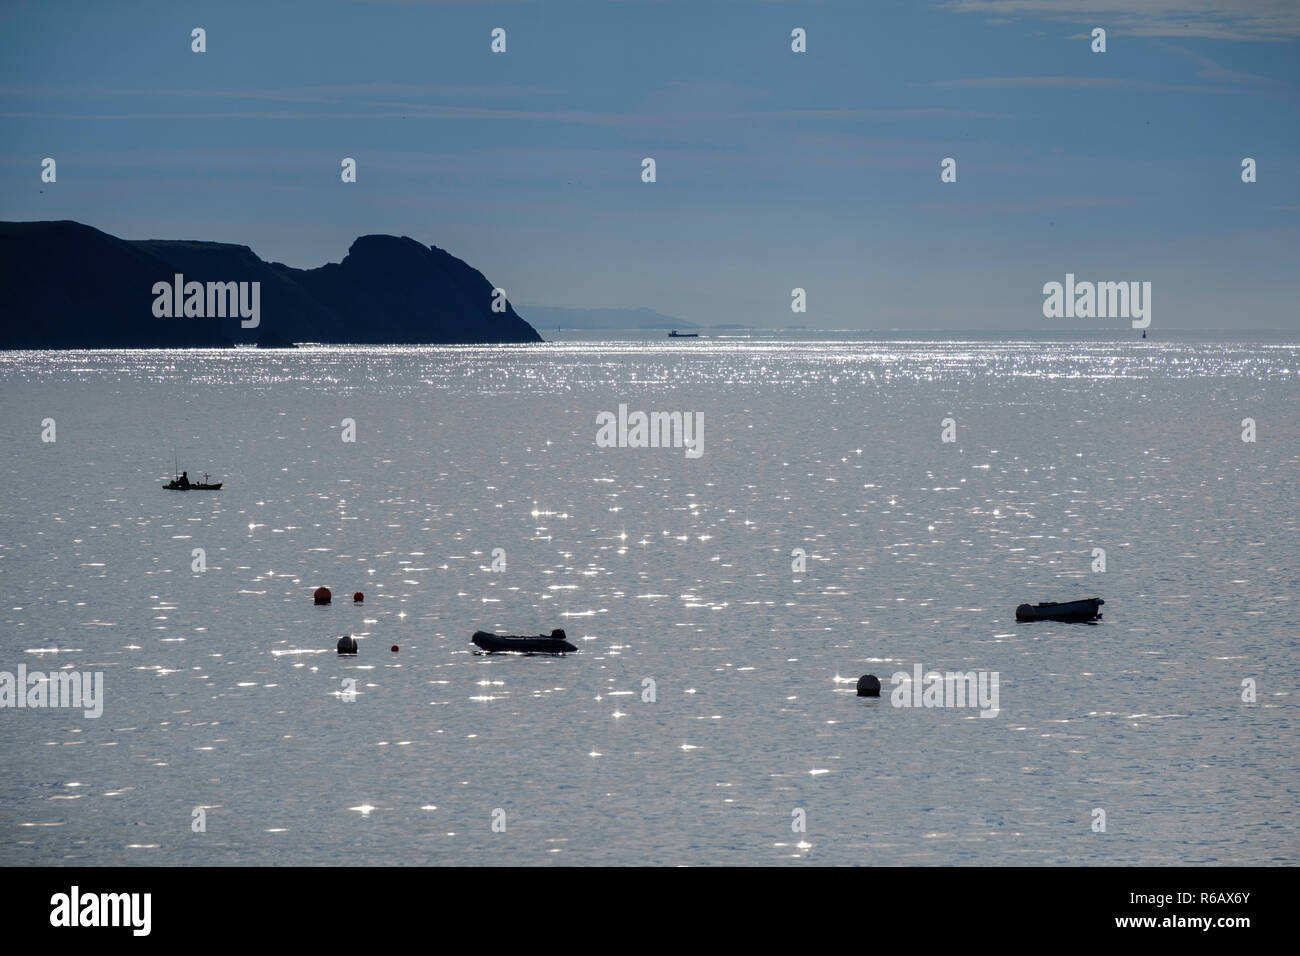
[
  {"xmin": 1015, "ymin": 598, "xmax": 1103, "ymax": 622},
  {"xmin": 472, "ymin": 629, "xmax": 577, "ymax": 654},
  {"xmin": 163, "ymin": 471, "xmax": 222, "ymax": 490},
  {"xmin": 668, "ymin": 330, "xmax": 698, "ymax": 338}
]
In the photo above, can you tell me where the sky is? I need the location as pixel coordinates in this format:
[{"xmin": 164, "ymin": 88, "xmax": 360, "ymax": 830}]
[{"xmin": 1, "ymin": 0, "xmax": 1297, "ymax": 330}]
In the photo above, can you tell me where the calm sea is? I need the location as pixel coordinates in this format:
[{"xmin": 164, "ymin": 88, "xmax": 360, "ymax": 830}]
[{"xmin": 1, "ymin": 332, "xmax": 1296, "ymax": 865}]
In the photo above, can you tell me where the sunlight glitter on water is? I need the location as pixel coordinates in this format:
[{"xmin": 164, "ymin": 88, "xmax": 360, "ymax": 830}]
[{"xmin": 0, "ymin": 334, "xmax": 1295, "ymax": 865}]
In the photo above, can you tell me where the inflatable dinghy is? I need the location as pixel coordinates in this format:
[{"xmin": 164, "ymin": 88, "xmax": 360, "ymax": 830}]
[
  {"xmin": 472, "ymin": 629, "xmax": 577, "ymax": 654},
  {"xmin": 1015, "ymin": 598, "xmax": 1103, "ymax": 622}
]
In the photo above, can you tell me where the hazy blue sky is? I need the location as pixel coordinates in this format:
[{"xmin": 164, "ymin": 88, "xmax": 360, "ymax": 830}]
[{"xmin": 2, "ymin": 0, "xmax": 1297, "ymax": 329}]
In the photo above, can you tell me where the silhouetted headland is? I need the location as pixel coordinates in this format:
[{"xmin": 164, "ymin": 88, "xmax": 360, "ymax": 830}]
[{"xmin": 0, "ymin": 220, "xmax": 542, "ymax": 348}]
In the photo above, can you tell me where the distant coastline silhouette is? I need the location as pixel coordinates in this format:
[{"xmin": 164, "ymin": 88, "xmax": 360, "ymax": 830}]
[{"xmin": 0, "ymin": 220, "xmax": 542, "ymax": 349}]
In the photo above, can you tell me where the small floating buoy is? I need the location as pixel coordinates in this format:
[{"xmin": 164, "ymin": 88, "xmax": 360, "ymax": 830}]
[
  {"xmin": 314, "ymin": 586, "xmax": 332, "ymax": 605},
  {"xmin": 856, "ymin": 674, "xmax": 881, "ymax": 697},
  {"xmin": 354, "ymin": 592, "xmax": 364, "ymax": 603},
  {"xmin": 391, "ymin": 645, "xmax": 398, "ymax": 653},
  {"xmin": 337, "ymin": 634, "xmax": 357, "ymax": 654}
]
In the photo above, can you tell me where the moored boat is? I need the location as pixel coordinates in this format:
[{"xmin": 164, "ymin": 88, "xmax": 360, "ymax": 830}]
[
  {"xmin": 472, "ymin": 629, "xmax": 577, "ymax": 654},
  {"xmin": 1015, "ymin": 598, "xmax": 1103, "ymax": 622},
  {"xmin": 163, "ymin": 469, "xmax": 222, "ymax": 490}
]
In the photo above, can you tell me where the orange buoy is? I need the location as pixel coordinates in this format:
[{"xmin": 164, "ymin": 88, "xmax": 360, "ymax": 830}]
[
  {"xmin": 391, "ymin": 645, "xmax": 399, "ymax": 653},
  {"xmin": 354, "ymin": 592, "xmax": 364, "ymax": 603},
  {"xmin": 314, "ymin": 586, "xmax": 332, "ymax": 605}
]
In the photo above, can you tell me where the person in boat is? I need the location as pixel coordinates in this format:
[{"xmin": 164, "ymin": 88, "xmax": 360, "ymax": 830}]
[{"xmin": 178, "ymin": 471, "xmax": 190, "ymax": 489}]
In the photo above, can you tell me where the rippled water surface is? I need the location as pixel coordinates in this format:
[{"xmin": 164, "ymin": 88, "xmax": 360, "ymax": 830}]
[{"xmin": 1, "ymin": 333, "xmax": 1296, "ymax": 865}]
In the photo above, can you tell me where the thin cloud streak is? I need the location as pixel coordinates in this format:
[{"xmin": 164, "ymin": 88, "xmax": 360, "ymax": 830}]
[
  {"xmin": 0, "ymin": 83, "xmax": 565, "ymax": 101},
  {"xmin": 0, "ymin": 106, "xmax": 1010, "ymax": 125},
  {"xmin": 944, "ymin": 0, "xmax": 1300, "ymax": 41},
  {"xmin": 918, "ymin": 76, "xmax": 1281, "ymax": 96}
]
